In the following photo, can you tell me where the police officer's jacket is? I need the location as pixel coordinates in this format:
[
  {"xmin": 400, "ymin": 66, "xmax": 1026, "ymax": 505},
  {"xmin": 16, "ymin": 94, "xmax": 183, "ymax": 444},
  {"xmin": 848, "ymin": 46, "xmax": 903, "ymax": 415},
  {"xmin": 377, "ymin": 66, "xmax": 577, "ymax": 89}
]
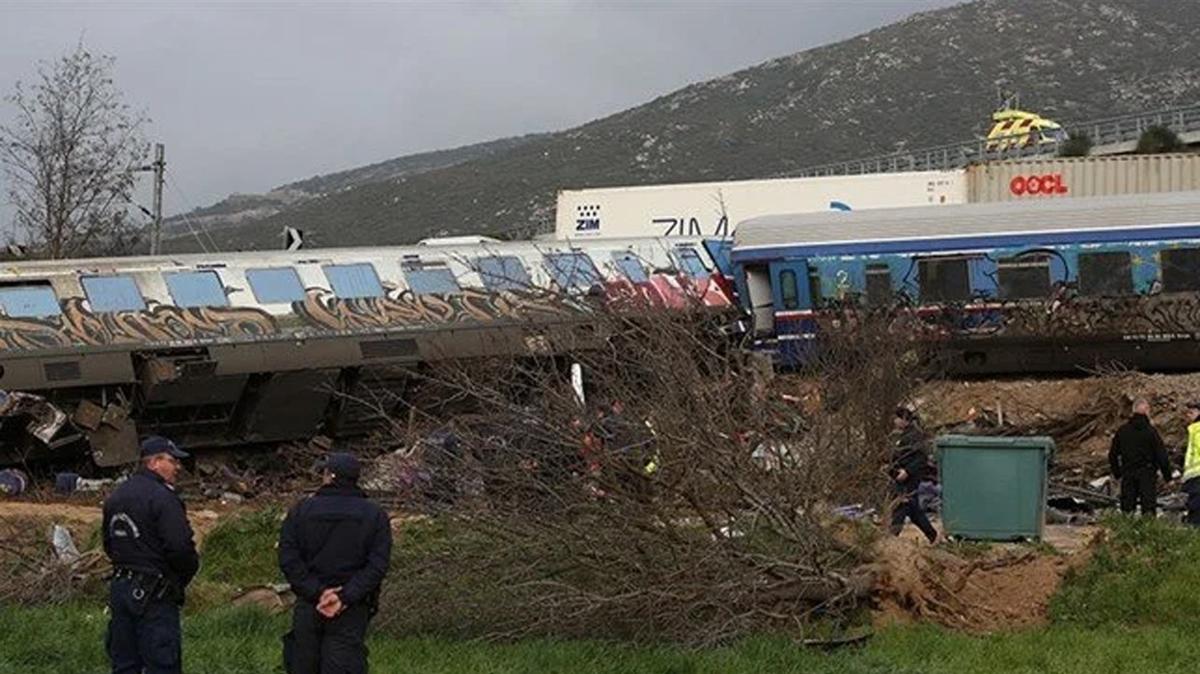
[
  {"xmin": 1109, "ymin": 413, "xmax": 1172, "ymax": 481},
  {"xmin": 278, "ymin": 481, "xmax": 393, "ymax": 608},
  {"xmin": 102, "ymin": 468, "xmax": 200, "ymax": 591},
  {"xmin": 891, "ymin": 426, "xmax": 930, "ymax": 492}
]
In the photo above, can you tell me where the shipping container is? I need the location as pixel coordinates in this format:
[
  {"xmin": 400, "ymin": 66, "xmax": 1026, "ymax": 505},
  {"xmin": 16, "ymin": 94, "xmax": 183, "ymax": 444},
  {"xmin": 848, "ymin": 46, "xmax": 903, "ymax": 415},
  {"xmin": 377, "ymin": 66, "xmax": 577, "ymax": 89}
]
[
  {"xmin": 967, "ymin": 153, "xmax": 1200, "ymax": 203},
  {"xmin": 555, "ymin": 171, "xmax": 967, "ymax": 240}
]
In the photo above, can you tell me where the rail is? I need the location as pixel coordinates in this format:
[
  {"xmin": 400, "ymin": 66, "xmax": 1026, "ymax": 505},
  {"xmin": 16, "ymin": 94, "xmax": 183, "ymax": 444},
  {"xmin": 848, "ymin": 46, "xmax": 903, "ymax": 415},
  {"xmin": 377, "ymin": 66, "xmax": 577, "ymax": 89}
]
[{"xmin": 782, "ymin": 102, "xmax": 1200, "ymax": 178}]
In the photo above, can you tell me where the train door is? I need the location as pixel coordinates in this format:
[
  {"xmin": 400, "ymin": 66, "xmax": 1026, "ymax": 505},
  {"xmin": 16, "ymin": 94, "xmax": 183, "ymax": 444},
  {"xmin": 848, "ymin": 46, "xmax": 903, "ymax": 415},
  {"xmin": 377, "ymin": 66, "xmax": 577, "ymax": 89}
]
[
  {"xmin": 769, "ymin": 259, "xmax": 812, "ymax": 330},
  {"xmin": 741, "ymin": 264, "xmax": 774, "ymax": 334}
]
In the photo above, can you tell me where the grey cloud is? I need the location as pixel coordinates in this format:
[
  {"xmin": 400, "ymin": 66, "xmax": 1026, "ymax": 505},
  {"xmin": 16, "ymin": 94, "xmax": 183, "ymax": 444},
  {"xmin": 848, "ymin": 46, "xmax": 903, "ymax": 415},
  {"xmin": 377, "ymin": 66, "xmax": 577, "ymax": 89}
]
[{"xmin": 0, "ymin": 0, "xmax": 959, "ymax": 232}]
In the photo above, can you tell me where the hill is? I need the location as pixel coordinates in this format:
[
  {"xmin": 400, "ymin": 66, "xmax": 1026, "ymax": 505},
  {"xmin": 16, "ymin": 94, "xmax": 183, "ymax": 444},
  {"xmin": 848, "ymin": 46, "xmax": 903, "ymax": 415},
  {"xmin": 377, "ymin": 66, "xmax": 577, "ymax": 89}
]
[
  {"xmin": 163, "ymin": 0, "xmax": 1200, "ymax": 252},
  {"xmin": 161, "ymin": 134, "xmax": 543, "ymax": 239}
]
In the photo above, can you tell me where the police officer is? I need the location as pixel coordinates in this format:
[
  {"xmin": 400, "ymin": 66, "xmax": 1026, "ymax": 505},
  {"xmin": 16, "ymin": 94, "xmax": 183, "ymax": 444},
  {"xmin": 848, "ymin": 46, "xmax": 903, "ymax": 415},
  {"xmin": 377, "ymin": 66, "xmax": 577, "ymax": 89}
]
[
  {"xmin": 1109, "ymin": 398, "xmax": 1173, "ymax": 517},
  {"xmin": 102, "ymin": 436, "xmax": 199, "ymax": 674},
  {"xmin": 889, "ymin": 407, "xmax": 938, "ymax": 544},
  {"xmin": 279, "ymin": 453, "xmax": 392, "ymax": 674}
]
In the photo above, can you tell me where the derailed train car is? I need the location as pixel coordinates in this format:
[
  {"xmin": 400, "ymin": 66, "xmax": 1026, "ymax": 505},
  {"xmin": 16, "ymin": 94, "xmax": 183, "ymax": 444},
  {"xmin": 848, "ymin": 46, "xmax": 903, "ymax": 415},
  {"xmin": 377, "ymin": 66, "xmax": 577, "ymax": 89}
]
[
  {"xmin": 732, "ymin": 191, "xmax": 1200, "ymax": 374},
  {"xmin": 0, "ymin": 236, "xmax": 730, "ymax": 465}
]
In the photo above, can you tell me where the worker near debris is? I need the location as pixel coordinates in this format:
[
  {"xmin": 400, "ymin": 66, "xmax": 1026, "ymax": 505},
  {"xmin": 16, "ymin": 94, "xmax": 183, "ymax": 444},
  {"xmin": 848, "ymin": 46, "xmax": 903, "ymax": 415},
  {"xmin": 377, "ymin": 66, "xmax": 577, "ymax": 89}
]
[
  {"xmin": 1181, "ymin": 402, "xmax": 1200, "ymax": 526},
  {"xmin": 1108, "ymin": 398, "xmax": 1173, "ymax": 517},
  {"xmin": 279, "ymin": 452, "xmax": 392, "ymax": 674},
  {"xmin": 102, "ymin": 436, "xmax": 199, "ymax": 674},
  {"xmin": 889, "ymin": 407, "xmax": 938, "ymax": 543}
]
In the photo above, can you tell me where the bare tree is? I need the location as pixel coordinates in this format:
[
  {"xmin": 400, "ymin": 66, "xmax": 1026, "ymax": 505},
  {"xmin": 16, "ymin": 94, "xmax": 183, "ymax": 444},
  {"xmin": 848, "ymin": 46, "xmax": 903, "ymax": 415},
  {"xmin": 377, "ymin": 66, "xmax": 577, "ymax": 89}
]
[
  {"xmin": 0, "ymin": 43, "xmax": 149, "ymax": 258},
  {"xmin": 353, "ymin": 295, "xmax": 934, "ymax": 645}
]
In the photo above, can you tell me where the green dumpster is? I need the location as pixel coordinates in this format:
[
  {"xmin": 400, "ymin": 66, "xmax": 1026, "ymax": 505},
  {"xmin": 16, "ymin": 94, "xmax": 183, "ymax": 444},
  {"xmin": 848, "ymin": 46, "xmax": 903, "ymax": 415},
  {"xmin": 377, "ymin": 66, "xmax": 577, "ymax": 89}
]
[{"xmin": 935, "ymin": 435, "xmax": 1056, "ymax": 542}]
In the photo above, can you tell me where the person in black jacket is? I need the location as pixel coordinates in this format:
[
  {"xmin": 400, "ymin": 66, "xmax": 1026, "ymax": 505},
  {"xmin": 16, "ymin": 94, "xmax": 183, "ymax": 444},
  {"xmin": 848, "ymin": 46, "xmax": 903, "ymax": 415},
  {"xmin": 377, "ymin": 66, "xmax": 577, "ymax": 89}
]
[
  {"xmin": 1109, "ymin": 398, "xmax": 1174, "ymax": 516},
  {"xmin": 279, "ymin": 453, "xmax": 392, "ymax": 674},
  {"xmin": 102, "ymin": 436, "xmax": 199, "ymax": 674},
  {"xmin": 889, "ymin": 407, "xmax": 938, "ymax": 543}
]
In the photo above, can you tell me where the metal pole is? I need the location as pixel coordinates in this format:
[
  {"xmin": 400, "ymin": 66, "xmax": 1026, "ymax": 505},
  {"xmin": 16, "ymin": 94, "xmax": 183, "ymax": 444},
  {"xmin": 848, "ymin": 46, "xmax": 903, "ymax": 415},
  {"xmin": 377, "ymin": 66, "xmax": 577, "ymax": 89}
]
[{"xmin": 150, "ymin": 143, "xmax": 165, "ymax": 255}]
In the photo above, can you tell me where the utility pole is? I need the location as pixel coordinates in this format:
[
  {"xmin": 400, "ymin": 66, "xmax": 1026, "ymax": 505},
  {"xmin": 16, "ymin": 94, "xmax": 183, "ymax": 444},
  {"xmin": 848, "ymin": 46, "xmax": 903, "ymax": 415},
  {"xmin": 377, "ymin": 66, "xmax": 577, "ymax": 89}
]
[{"xmin": 149, "ymin": 143, "xmax": 165, "ymax": 255}]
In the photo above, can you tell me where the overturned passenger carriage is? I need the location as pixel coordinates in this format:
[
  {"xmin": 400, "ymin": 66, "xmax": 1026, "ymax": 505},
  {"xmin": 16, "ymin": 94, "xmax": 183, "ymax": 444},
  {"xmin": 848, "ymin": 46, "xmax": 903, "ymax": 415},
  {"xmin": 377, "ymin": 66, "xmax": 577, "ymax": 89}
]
[{"xmin": 0, "ymin": 237, "xmax": 731, "ymax": 465}]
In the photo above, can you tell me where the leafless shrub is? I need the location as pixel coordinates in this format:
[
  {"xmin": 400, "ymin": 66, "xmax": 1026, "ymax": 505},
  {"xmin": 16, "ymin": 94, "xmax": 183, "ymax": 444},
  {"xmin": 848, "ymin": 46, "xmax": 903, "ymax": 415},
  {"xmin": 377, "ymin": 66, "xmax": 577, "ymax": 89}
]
[{"xmin": 360, "ymin": 300, "xmax": 932, "ymax": 645}]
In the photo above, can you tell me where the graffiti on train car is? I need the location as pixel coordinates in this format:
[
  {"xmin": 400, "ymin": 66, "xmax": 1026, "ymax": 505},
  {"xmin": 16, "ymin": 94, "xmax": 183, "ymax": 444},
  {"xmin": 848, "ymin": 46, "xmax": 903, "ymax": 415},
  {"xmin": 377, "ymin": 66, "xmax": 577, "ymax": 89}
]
[
  {"xmin": 0, "ymin": 298, "xmax": 279, "ymax": 352},
  {"xmin": 292, "ymin": 285, "xmax": 583, "ymax": 332}
]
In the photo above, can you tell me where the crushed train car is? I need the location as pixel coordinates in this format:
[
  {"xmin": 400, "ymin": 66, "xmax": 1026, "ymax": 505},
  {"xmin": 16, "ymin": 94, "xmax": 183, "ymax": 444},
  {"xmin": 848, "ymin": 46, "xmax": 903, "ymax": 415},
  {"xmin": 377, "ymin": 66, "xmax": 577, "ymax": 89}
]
[{"xmin": 0, "ymin": 237, "xmax": 731, "ymax": 466}]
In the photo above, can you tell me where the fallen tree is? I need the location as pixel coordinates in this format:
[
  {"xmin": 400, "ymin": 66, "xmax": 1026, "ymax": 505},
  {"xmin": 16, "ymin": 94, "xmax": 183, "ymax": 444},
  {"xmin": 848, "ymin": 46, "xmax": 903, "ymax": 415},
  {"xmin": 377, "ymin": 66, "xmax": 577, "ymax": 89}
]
[{"xmin": 363, "ymin": 304, "xmax": 935, "ymax": 644}]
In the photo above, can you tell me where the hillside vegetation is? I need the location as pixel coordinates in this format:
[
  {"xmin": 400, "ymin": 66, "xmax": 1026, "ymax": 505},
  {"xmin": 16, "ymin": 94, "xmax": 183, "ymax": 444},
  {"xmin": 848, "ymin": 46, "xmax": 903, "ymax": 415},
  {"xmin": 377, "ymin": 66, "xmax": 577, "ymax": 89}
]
[{"xmin": 162, "ymin": 0, "xmax": 1200, "ymax": 252}]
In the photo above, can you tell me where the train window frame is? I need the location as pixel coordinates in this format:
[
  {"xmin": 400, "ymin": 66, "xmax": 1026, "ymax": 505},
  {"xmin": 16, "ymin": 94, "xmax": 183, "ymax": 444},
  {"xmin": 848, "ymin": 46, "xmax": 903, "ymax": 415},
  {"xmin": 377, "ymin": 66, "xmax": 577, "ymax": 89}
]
[
  {"xmin": 673, "ymin": 246, "xmax": 710, "ymax": 278},
  {"xmin": 164, "ymin": 270, "xmax": 229, "ymax": 308},
  {"xmin": 865, "ymin": 263, "xmax": 892, "ymax": 306},
  {"xmin": 808, "ymin": 267, "xmax": 822, "ymax": 307},
  {"xmin": 475, "ymin": 255, "xmax": 531, "ymax": 292},
  {"xmin": 916, "ymin": 256, "xmax": 973, "ymax": 304},
  {"xmin": 401, "ymin": 260, "xmax": 461, "ymax": 296},
  {"xmin": 997, "ymin": 254, "xmax": 1052, "ymax": 300},
  {"xmin": 322, "ymin": 263, "xmax": 385, "ymax": 299},
  {"xmin": 246, "ymin": 267, "xmax": 306, "ymax": 304},
  {"xmin": 1077, "ymin": 251, "xmax": 1133, "ymax": 296},
  {"xmin": 1160, "ymin": 248, "xmax": 1200, "ymax": 293},
  {"xmin": 0, "ymin": 282, "xmax": 61, "ymax": 318},
  {"xmin": 543, "ymin": 252, "xmax": 602, "ymax": 292},
  {"xmin": 612, "ymin": 252, "xmax": 649, "ymax": 284},
  {"xmin": 779, "ymin": 269, "xmax": 800, "ymax": 310},
  {"xmin": 81, "ymin": 275, "xmax": 146, "ymax": 313}
]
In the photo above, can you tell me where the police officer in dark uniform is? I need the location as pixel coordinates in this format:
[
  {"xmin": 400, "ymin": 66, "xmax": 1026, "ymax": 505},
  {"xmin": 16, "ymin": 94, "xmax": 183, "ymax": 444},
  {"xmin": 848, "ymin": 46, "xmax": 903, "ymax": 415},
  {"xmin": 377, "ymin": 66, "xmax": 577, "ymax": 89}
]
[
  {"xmin": 102, "ymin": 436, "xmax": 199, "ymax": 674},
  {"xmin": 279, "ymin": 453, "xmax": 392, "ymax": 674},
  {"xmin": 889, "ymin": 407, "xmax": 939, "ymax": 543}
]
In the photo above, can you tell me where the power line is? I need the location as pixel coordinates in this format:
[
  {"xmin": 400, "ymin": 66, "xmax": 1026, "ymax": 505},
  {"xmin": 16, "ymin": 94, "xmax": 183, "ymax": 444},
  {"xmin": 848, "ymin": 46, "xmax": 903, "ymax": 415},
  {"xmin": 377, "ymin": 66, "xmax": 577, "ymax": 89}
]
[{"xmin": 163, "ymin": 171, "xmax": 219, "ymax": 254}]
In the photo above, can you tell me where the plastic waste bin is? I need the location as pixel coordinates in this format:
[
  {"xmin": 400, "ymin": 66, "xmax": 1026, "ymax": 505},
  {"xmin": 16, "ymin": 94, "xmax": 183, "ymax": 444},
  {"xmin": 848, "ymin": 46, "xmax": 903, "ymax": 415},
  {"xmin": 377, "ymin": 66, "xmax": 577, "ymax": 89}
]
[{"xmin": 935, "ymin": 435, "xmax": 1055, "ymax": 541}]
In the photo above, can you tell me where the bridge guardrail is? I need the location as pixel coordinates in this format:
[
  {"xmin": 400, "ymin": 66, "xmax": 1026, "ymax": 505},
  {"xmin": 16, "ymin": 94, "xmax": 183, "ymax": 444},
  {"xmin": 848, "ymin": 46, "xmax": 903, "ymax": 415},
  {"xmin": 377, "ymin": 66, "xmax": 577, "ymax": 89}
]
[{"xmin": 782, "ymin": 102, "xmax": 1200, "ymax": 178}]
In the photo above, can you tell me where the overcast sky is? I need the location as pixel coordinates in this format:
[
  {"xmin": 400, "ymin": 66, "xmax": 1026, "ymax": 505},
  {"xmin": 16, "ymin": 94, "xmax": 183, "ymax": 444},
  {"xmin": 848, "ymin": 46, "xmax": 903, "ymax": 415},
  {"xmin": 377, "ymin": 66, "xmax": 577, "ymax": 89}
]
[{"xmin": 0, "ymin": 0, "xmax": 959, "ymax": 228}]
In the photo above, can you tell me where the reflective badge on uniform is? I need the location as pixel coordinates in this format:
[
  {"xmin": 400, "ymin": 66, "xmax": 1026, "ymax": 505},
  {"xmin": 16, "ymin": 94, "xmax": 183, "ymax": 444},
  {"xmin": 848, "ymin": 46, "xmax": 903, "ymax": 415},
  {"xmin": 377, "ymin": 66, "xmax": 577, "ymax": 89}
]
[{"xmin": 109, "ymin": 512, "xmax": 141, "ymax": 539}]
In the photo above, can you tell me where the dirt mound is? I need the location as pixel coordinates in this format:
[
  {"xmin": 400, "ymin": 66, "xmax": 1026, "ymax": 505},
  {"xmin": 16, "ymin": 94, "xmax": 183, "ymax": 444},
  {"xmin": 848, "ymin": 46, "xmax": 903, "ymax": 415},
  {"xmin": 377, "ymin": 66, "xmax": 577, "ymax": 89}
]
[
  {"xmin": 872, "ymin": 532, "xmax": 1098, "ymax": 632},
  {"xmin": 914, "ymin": 371, "xmax": 1200, "ymax": 477}
]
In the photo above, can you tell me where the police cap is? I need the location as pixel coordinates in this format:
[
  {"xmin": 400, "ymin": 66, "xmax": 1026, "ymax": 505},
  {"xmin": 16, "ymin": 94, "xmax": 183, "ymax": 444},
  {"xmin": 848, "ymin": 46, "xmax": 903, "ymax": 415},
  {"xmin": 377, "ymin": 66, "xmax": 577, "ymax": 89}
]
[
  {"xmin": 322, "ymin": 452, "xmax": 361, "ymax": 481},
  {"xmin": 140, "ymin": 435, "xmax": 189, "ymax": 459}
]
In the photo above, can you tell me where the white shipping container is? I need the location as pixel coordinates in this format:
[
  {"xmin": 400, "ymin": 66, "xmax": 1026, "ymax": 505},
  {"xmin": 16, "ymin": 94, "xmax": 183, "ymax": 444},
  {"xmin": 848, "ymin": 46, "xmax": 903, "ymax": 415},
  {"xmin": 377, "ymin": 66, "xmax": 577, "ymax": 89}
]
[
  {"xmin": 555, "ymin": 171, "xmax": 967, "ymax": 240},
  {"xmin": 967, "ymin": 153, "xmax": 1200, "ymax": 203}
]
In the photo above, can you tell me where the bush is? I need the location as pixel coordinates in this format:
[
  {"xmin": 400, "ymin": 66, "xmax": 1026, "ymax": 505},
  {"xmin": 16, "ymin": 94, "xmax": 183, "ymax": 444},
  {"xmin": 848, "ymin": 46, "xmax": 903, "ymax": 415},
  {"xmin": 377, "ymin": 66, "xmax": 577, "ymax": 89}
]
[
  {"xmin": 1135, "ymin": 125, "xmax": 1184, "ymax": 154},
  {"xmin": 1058, "ymin": 132, "xmax": 1092, "ymax": 157}
]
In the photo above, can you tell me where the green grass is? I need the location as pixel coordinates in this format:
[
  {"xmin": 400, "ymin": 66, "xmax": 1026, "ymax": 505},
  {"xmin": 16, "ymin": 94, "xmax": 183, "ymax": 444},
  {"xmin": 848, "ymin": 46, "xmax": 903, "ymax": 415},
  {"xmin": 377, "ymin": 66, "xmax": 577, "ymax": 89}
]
[
  {"xmin": 188, "ymin": 508, "xmax": 285, "ymax": 611},
  {"xmin": 4, "ymin": 511, "xmax": 1200, "ymax": 673},
  {"xmin": 1, "ymin": 604, "xmax": 1199, "ymax": 674},
  {"xmin": 1050, "ymin": 514, "xmax": 1200, "ymax": 627}
]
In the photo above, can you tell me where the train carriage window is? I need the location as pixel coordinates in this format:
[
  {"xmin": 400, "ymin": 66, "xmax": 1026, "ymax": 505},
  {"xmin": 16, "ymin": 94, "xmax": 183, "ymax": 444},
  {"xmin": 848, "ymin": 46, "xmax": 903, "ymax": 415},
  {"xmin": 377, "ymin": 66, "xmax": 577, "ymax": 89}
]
[
  {"xmin": 808, "ymin": 268, "xmax": 822, "ymax": 307},
  {"xmin": 164, "ymin": 271, "xmax": 228, "ymax": 308},
  {"xmin": 475, "ymin": 255, "xmax": 531, "ymax": 291},
  {"xmin": 917, "ymin": 257, "xmax": 972, "ymax": 303},
  {"xmin": 402, "ymin": 261, "xmax": 461, "ymax": 296},
  {"xmin": 612, "ymin": 252, "xmax": 649, "ymax": 283},
  {"xmin": 998, "ymin": 255, "xmax": 1051, "ymax": 299},
  {"xmin": 246, "ymin": 268, "xmax": 305, "ymax": 304},
  {"xmin": 544, "ymin": 252, "xmax": 602, "ymax": 292},
  {"xmin": 673, "ymin": 247, "xmax": 709, "ymax": 278},
  {"xmin": 81, "ymin": 275, "xmax": 145, "ymax": 312},
  {"xmin": 323, "ymin": 263, "xmax": 384, "ymax": 299},
  {"xmin": 865, "ymin": 264, "xmax": 892, "ymax": 306},
  {"xmin": 1160, "ymin": 248, "xmax": 1200, "ymax": 293},
  {"xmin": 0, "ymin": 283, "xmax": 61, "ymax": 318},
  {"xmin": 1078, "ymin": 252, "xmax": 1133, "ymax": 296},
  {"xmin": 779, "ymin": 270, "xmax": 800, "ymax": 310}
]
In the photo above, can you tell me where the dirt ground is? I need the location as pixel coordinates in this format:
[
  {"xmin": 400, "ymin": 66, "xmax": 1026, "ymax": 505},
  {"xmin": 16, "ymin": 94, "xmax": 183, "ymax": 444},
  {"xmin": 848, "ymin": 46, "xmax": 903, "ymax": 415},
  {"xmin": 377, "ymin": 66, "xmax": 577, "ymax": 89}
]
[{"xmin": 876, "ymin": 521, "xmax": 1100, "ymax": 632}]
